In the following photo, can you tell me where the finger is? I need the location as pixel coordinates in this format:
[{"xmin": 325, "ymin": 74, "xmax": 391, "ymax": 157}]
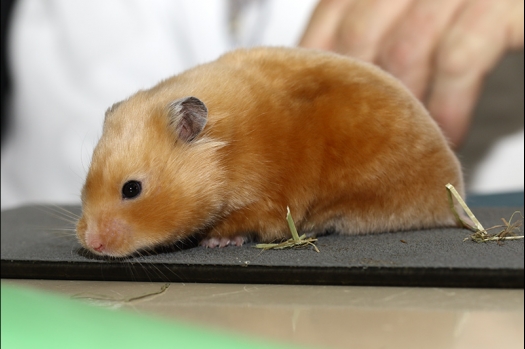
[
  {"xmin": 428, "ymin": 71, "xmax": 482, "ymax": 148},
  {"xmin": 377, "ymin": 0, "xmax": 465, "ymax": 100},
  {"xmin": 299, "ymin": 0, "xmax": 356, "ymax": 50},
  {"xmin": 427, "ymin": 0, "xmax": 511, "ymax": 148},
  {"xmin": 334, "ymin": 0, "xmax": 413, "ymax": 62},
  {"xmin": 508, "ymin": 0, "xmax": 524, "ymax": 49}
]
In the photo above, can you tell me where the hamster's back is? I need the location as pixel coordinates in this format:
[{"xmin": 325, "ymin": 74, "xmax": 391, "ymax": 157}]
[{"xmin": 160, "ymin": 47, "xmax": 465, "ymax": 236}]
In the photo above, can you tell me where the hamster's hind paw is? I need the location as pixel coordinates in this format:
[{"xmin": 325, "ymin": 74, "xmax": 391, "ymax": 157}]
[{"xmin": 200, "ymin": 236, "xmax": 245, "ymax": 248}]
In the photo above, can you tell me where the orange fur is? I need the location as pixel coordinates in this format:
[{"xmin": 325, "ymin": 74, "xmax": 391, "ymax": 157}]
[{"xmin": 76, "ymin": 47, "xmax": 464, "ymax": 257}]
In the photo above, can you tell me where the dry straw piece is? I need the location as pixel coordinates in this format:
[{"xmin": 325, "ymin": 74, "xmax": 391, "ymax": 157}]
[
  {"xmin": 446, "ymin": 183, "xmax": 524, "ymax": 243},
  {"xmin": 256, "ymin": 186, "xmax": 523, "ymax": 250},
  {"xmin": 255, "ymin": 206, "xmax": 320, "ymax": 252}
]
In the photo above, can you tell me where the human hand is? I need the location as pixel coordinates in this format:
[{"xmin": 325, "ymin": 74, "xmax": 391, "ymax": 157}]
[{"xmin": 300, "ymin": 0, "xmax": 524, "ymax": 148}]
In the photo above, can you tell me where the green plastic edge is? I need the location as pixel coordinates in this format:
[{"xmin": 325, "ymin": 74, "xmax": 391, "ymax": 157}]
[{"xmin": 1, "ymin": 282, "xmax": 300, "ymax": 349}]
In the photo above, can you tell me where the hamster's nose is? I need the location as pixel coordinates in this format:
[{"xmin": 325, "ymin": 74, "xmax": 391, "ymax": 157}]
[
  {"xmin": 86, "ymin": 235, "xmax": 105, "ymax": 253},
  {"xmin": 92, "ymin": 243, "xmax": 105, "ymax": 252}
]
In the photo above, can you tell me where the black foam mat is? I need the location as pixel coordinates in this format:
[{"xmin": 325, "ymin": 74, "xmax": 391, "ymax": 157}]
[{"xmin": 1, "ymin": 203, "xmax": 523, "ymax": 288}]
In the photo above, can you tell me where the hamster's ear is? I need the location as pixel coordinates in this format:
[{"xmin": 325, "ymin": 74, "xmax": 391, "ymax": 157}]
[{"xmin": 167, "ymin": 96, "xmax": 208, "ymax": 142}]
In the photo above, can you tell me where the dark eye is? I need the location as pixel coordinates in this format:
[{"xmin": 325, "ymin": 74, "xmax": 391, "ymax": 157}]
[{"xmin": 122, "ymin": 180, "xmax": 142, "ymax": 199}]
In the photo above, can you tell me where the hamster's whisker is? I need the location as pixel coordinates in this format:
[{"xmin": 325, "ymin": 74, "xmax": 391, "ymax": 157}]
[
  {"xmin": 44, "ymin": 204, "xmax": 80, "ymax": 218},
  {"xmin": 24, "ymin": 223, "xmax": 77, "ymax": 241},
  {"xmin": 45, "ymin": 229, "xmax": 77, "ymax": 238},
  {"xmin": 37, "ymin": 205, "xmax": 80, "ymax": 225},
  {"xmin": 49, "ymin": 204, "xmax": 81, "ymax": 220},
  {"xmin": 126, "ymin": 262, "xmax": 138, "ymax": 282},
  {"xmin": 148, "ymin": 263, "xmax": 171, "ymax": 282},
  {"xmin": 130, "ymin": 251, "xmax": 153, "ymax": 281},
  {"xmin": 138, "ymin": 246, "xmax": 184, "ymax": 282}
]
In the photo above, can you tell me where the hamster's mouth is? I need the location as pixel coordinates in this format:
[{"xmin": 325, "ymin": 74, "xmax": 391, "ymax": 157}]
[
  {"xmin": 76, "ymin": 246, "xmax": 131, "ymax": 261},
  {"xmin": 143, "ymin": 235, "xmax": 202, "ymax": 255},
  {"xmin": 78, "ymin": 234, "xmax": 202, "ymax": 259}
]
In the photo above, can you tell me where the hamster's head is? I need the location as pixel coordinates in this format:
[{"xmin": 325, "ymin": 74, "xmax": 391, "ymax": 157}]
[{"xmin": 76, "ymin": 95, "xmax": 227, "ymax": 257}]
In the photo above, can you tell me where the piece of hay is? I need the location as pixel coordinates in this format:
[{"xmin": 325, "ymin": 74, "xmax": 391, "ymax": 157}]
[
  {"xmin": 466, "ymin": 211, "xmax": 524, "ymax": 244},
  {"xmin": 446, "ymin": 183, "xmax": 524, "ymax": 243},
  {"xmin": 255, "ymin": 206, "xmax": 320, "ymax": 252},
  {"xmin": 446, "ymin": 183, "xmax": 484, "ymax": 231}
]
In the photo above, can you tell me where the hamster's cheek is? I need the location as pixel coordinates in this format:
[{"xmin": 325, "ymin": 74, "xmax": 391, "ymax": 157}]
[{"xmin": 75, "ymin": 217, "xmax": 87, "ymax": 243}]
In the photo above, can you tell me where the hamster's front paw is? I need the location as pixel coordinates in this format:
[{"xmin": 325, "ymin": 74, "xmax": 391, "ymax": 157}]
[{"xmin": 200, "ymin": 236, "xmax": 246, "ymax": 248}]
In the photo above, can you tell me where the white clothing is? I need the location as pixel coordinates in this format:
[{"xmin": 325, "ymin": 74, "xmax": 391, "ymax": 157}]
[{"xmin": 2, "ymin": 0, "xmax": 523, "ymax": 209}]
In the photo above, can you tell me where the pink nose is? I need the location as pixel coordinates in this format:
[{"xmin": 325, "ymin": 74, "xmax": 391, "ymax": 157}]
[
  {"xmin": 86, "ymin": 235, "xmax": 105, "ymax": 253},
  {"xmin": 92, "ymin": 243, "xmax": 105, "ymax": 252}
]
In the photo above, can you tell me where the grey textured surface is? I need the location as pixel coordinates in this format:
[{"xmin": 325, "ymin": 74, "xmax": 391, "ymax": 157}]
[
  {"xmin": 1, "ymin": 204, "xmax": 523, "ymax": 288},
  {"xmin": 0, "ymin": 205, "xmax": 522, "ymax": 267}
]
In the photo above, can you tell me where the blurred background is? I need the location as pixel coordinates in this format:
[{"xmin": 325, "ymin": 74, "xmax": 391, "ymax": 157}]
[{"xmin": 1, "ymin": 0, "xmax": 523, "ymax": 210}]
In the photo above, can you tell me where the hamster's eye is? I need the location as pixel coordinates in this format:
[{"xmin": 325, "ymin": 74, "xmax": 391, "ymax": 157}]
[{"xmin": 122, "ymin": 180, "xmax": 142, "ymax": 199}]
